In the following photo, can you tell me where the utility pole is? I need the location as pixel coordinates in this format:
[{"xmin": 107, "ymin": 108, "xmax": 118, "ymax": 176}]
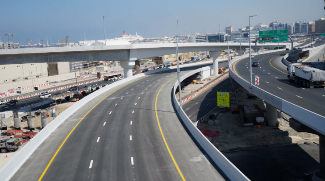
[
  {"xmin": 103, "ymin": 16, "xmax": 106, "ymax": 45},
  {"xmin": 46, "ymin": 35, "xmax": 48, "ymax": 46},
  {"xmin": 240, "ymin": 32, "xmax": 242, "ymax": 55},
  {"xmin": 176, "ymin": 20, "xmax": 182, "ymax": 108},
  {"xmin": 5, "ymin": 34, "xmax": 10, "ymax": 43},
  {"xmin": 219, "ymin": 24, "xmax": 220, "ymax": 42},
  {"xmin": 249, "ymin": 15, "xmax": 257, "ymax": 89},
  {"xmin": 84, "ymin": 32, "xmax": 86, "ymax": 42}
]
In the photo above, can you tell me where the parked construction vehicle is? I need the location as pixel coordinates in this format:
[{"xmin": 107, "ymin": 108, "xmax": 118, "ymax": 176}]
[
  {"xmin": 287, "ymin": 62, "xmax": 325, "ymax": 88},
  {"xmin": 0, "ymin": 138, "xmax": 19, "ymax": 153}
]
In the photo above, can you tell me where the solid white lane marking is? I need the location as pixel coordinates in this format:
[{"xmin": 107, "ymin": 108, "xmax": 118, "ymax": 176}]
[
  {"xmin": 132, "ymin": 110, "xmax": 134, "ymax": 113},
  {"xmin": 130, "ymin": 121, "xmax": 132, "ymax": 125},
  {"xmin": 296, "ymin": 95, "xmax": 303, "ymax": 98},
  {"xmin": 103, "ymin": 122, "xmax": 106, "ymax": 126},
  {"xmin": 138, "ymin": 97, "xmax": 140, "ymax": 99},
  {"xmin": 97, "ymin": 137, "xmax": 100, "ymax": 142},
  {"xmin": 130, "ymin": 135, "xmax": 132, "ymax": 140},
  {"xmin": 89, "ymin": 160, "xmax": 93, "ymax": 169},
  {"xmin": 109, "ymin": 111, "xmax": 112, "ymax": 114},
  {"xmin": 131, "ymin": 157, "xmax": 134, "ymax": 165},
  {"xmin": 135, "ymin": 103, "xmax": 137, "ymax": 105}
]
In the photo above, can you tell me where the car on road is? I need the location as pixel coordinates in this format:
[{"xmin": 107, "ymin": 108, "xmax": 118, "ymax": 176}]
[
  {"xmin": 250, "ymin": 55, "xmax": 254, "ymax": 59},
  {"xmin": 0, "ymin": 100, "xmax": 4, "ymax": 105},
  {"xmin": 142, "ymin": 69, "xmax": 149, "ymax": 73},
  {"xmin": 6, "ymin": 100, "xmax": 18, "ymax": 105},
  {"xmin": 39, "ymin": 92, "xmax": 51, "ymax": 99},
  {"xmin": 252, "ymin": 62, "xmax": 259, "ymax": 67},
  {"xmin": 159, "ymin": 65, "xmax": 164, "ymax": 69},
  {"xmin": 67, "ymin": 86, "xmax": 78, "ymax": 92}
]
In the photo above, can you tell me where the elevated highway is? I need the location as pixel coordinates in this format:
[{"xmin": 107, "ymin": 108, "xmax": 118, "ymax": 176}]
[{"xmin": 9, "ymin": 62, "xmax": 229, "ymax": 181}]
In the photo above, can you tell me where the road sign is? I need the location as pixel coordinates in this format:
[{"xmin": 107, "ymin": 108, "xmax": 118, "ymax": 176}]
[
  {"xmin": 255, "ymin": 76, "xmax": 259, "ymax": 86},
  {"xmin": 259, "ymin": 30, "xmax": 288, "ymax": 43},
  {"xmin": 217, "ymin": 92, "xmax": 230, "ymax": 107}
]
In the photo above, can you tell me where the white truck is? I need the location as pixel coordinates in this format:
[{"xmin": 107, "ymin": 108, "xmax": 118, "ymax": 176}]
[{"xmin": 287, "ymin": 62, "xmax": 325, "ymax": 88}]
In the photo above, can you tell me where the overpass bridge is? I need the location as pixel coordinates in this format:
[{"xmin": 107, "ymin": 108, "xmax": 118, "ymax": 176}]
[{"xmin": 0, "ymin": 42, "xmax": 290, "ymax": 78}]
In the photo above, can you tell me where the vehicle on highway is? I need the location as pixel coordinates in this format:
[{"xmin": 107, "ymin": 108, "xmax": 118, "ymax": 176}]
[
  {"xmin": 250, "ymin": 55, "xmax": 254, "ymax": 59},
  {"xmin": 159, "ymin": 64, "xmax": 164, "ymax": 69},
  {"xmin": 0, "ymin": 100, "xmax": 4, "ymax": 105},
  {"xmin": 39, "ymin": 92, "xmax": 51, "ymax": 99},
  {"xmin": 288, "ymin": 62, "xmax": 325, "ymax": 88},
  {"xmin": 142, "ymin": 69, "xmax": 149, "ymax": 72},
  {"xmin": 67, "ymin": 86, "xmax": 78, "ymax": 92},
  {"xmin": 252, "ymin": 62, "xmax": 259, "ymax": 67},
  {"xmin": 6, "ymin": 100, "xmax": 18, "ymax": 105}
]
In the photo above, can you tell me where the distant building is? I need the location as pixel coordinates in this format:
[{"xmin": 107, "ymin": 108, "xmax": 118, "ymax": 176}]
[
  {"xmin": 193, "ymin": 34, "xmax": 208, "ymax": 42},
  {"xmin": 301, "ymin": 22, "xmax": 309, "ymax": 34},
  {"xmin": 207, "ymin": 33, "xmax": 225, "ymax": 42},
  {"xmin": 287, "ymin": 24, "xmax": 294, "ymax": 35},
  {"xmin": 269, "ymin": 21, "xmax": 280, "ymax": 30},
  {"xmin": 225, "ymin": 26, "xmax": 234, "ymax": 34},
  {"xmin": 315, "ymin": 18, "xmax": 325, "ymax": 33},
  {"xmin": 0, "ymin": 42, "xmax": 20, "ymax": 49},
  {"xmin": 254, "ymin": 23, "xmax": 269, "ymax": 31},
  {"xmin": 294, "ymin": 22, "xmax": 302, "ymax": 33},
  {"xmin": 308, "ymin": 22, "xmax": 315, "ymax": 33}
]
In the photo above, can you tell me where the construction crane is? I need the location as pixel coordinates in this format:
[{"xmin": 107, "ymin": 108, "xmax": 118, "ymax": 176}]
[
  {"xmin": 10, "ymin": 34, "xmax": 19, "ymax": 43},
  {"xmin": 66, "ymin": 36, "xmax": 69, "ymax": 45},
  {"xmin": 29, "ymin": 38, "xmax": 34, "ymax": 46},
  {"xmin": 5, "ymin": 34, "xmax": 10, "ymax": 43}
]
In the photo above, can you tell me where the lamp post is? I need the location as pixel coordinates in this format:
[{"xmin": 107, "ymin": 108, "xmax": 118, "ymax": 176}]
[
  {"xmin": 249, "ymin": 15, "xmax": 256, "ymax": 89},
  {"xmin": 176, "ymin": 20, "xmax": 182, "ymax": 108},
  {"xmin": 103, "ymin": 16, "xmax": 106, "ymax": 45}
]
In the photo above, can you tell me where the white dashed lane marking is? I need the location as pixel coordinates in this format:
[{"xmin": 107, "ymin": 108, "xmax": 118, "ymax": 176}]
[
  {"xmin": 130, "ymin": 121, "xmax": 132, "ymax": 125},
  {"xmin": 103, "ymin": 122, "xmax": 106, "ymax": 126},
  {"xmin": 131, "ymin": 157, "xmax": 134, "ymax": 165},
  {"xmin": 130, "ymin": 135, "xmax": 132, "ymax": 140},
  {"xmin": 109, "ymin": 111, "xmax": 112, "ymax": 114},
  {"xmin": 89, "ymin": 160, "xmax": 93, "ymax": 169},
  {"xmin": 296, "ymin": 95, "xmax": 303, "ymax": 98},
  {"xmin": 97, "ymin": 137, "xmax": 100, "ymax": 142}
]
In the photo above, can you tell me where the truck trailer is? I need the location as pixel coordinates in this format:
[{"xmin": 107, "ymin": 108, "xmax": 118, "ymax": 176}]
[{"xmin": 287, "ymin": 62, "xmax": 325, "ymax": 88}]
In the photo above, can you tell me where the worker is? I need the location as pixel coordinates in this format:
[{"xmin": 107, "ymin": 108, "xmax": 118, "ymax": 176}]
[{"xmin": 46, "ymin": 112, "xmax": 49, "ymax": 117}]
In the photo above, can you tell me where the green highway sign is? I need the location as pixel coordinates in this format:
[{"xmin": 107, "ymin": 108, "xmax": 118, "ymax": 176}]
[
  {"xmin": 259, "ymin": 30, "xmax": 288, "ymax": 43},
  {"xmin": 321, "ymin": 33, "xmax": 325, "ymax": 37}
]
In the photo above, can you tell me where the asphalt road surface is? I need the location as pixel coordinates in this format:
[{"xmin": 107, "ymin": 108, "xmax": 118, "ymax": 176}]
[{"xmin": 11, "ymin": 62, "xmax": 228, "ymax": 181}]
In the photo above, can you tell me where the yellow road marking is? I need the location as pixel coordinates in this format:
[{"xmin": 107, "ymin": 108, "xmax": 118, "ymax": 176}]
[
  {"xmin": 155, "ymin": 77, "xmax": 186, "ymax": 181},
  {"xmin": 38, "ymin": 76, "xmax": 150, "ymax": 181},
  {"xmin": 268, "ymin": 56, "xmax": 286, "ymax": 74}
]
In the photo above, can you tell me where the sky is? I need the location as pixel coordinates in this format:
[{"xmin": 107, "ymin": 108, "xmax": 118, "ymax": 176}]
[{"xmin": 0, "ymin": 0, "xmax": 323, "ymax": 44}]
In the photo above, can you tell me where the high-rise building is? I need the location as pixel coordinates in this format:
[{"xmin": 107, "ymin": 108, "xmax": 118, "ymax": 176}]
[
  {"xmin": 287, "ymin": 24, "xmax": 294, "ymax": 35},
  {"xmin": 301, "ymin": 22, "xmax": 309, "ymax": 34},
  {"xmin": 315, "ymin": 18, "xmax": 325, "ymax": 33},
  {"xmin": 225, "ymin": 26, "xmax": 234, "ymax": 34},
  {"xmin": 269, "ymin": 21, "xmax": 279, "ymax": 30},
  {"xmin": 294, "ymin": 22, "xmax": 302, "ymax": 33},
  {"xmin": 308, "ymin": 22, "xmax": 315, "ymax": 33}
]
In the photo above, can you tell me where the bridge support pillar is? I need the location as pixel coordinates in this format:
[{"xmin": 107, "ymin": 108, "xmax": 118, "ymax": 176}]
[
  {"xmin": 209, "ymin": 51, "xmax": 219, "ymax": 75},
  {"xmin": 319, "ymin": 135, "xmax": 325, "ymax": 180},
  {"xmin": 120, "ymin": 60, "xmax": 135, "ymax": 78},
  {"xmin": 266, "ymin": 102, "xmax": 277, "ymax": 127}
]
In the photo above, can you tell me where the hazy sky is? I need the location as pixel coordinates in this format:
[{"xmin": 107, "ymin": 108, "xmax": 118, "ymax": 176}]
[{"xmin": 0, "ymin": 0, "xmax": 323, "ymax": 44}]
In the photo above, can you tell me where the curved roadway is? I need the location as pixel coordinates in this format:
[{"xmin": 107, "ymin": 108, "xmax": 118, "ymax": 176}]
[
  {"xmin": 233, "ymin": 47, "xmax": 325, "ymax": 119},
  {"xmin": 11, "ymin": 62, "xmax": 229, "ymax": 181}
]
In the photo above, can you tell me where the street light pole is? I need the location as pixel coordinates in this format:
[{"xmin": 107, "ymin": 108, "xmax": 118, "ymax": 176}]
[
  {"xmin": 240, "ymin": 32, "xmax": 242, "ymax": 56},
  {"xmin": 103, "ymin": 16, "xmax": 106, "ymax": 45},
  {"xmin": 176, "ymin": 20, "xmax": 182, "ymax": 108},
  {"xmin": 249, "ymin": 15, "xmax": 256, "ymax": 89}
]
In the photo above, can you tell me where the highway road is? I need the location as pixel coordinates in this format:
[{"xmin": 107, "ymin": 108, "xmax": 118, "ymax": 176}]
[
  {"xmin": 11, "ymin": 62, "xmax": 229, "ymax": 181},
  {"xmin": 234, "ymin": 47, "xmax": 325, "ymax": 119},
  {"xmin": 183, "ymin": 77, "xmax": 240, "ymax": 123}
]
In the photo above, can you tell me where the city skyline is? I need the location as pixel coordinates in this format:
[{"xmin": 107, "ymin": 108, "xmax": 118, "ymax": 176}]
[{"xmin": 0, "ymin": 0, "xmax": 323, "ymax": 44}]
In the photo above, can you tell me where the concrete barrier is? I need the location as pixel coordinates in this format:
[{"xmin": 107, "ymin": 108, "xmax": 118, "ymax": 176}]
[{"xmin": 172, "ymin": 66, "xmax": 250, "ymax": 181}]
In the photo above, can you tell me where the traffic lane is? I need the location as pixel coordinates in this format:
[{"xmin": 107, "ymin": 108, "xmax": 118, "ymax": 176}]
[
  {"xmin": 39, "ymin": 77, "xmax": 135, "ymax": 180},
  {"xmin": 10, "ymin": 76, "xmax": 137, "ymax": 181},
  {"xmin": 183, "ymin": 77, "xmax": 240, "ymax": 122},
  {"xmin": 236, "ymin": 54, "xmax": 325, "ymax": 118},
  {"xmin": 131, "ymin": 73, "xmax": 182, "ymax": 181},
  {"xmin": 157, "ymin": 75, "xmax": 226, "ymax": 181}
]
